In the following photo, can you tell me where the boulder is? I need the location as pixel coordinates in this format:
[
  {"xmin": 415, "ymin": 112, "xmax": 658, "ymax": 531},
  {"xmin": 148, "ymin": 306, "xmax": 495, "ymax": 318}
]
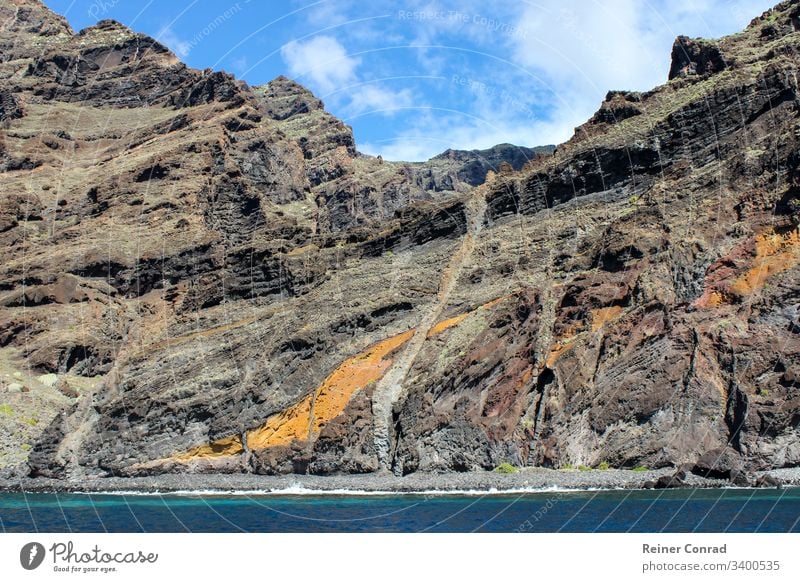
[
  {"xmin": 754, "ymin": 473, "xmax": 783, "ymax": 488},
  {"xmin": 692, "ymin": 447, "xmax": 744, "ymax": 480},
  {"xmin": 653, "ymin": 472, "xmax": 688, "ymax": 489}
]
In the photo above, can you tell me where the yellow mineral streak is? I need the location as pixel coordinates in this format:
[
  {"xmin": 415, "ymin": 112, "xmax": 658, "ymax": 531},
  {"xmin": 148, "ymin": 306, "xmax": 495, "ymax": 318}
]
[
  {"xmin": 246, "ymin": 329, "xmax": 415, "ymax": 450},
  {"xmin": 705, "ymin": 290, "xmax": 728, "ymax": 308},
  {"xmin": 427, "ymin": 313, "xmax": 469, "ymax": 337},
  {"xmin": 172, "ymin": 435, "xmax": 244, "ymax": 461},
  {"xmin": 545, "ymin": 341, "xmax": 573, "ymax": 369},
  {"xmin": 546, "ymin": 305, "xmax": 628, "ymax": 366},
  {"xmin": 729, "ymin": 227, "xmax": 800, "ymax": 297},
  {"xmin": 245, "ymin": 396, "xmax": 314, "ymax": 450},
  {"xmin": 427, "ymin": 296, "xmax": 506, "ymax": 338},
  {"xmin": 169, "ymin": 296, "xmax": 510, "ymax": 459},
  {"xmin": 543, "ymin": 321, "xmax": 584, "ymax": 369},
  {"xmin": 479, "ymin": 296, "xmax": 506, "ymax": 311},
  {"xmin": 590, "ymin": 306, "xmax": 623, "ymax": 332},
  {"xmin": 695, "ymin": 227, "xmax": 800, "ymax": 309}
]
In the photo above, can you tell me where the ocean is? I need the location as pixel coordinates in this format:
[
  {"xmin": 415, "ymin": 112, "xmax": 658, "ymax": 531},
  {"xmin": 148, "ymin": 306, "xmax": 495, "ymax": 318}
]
[{"xmin": 1, "ymin": 488, "xmax": 799, "ymax": 533}]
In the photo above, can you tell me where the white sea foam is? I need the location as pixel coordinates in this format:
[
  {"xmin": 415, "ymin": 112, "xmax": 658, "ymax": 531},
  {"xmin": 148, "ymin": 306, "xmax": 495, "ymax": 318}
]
[{"xmin": 75, "ymin": 485, "xmax": 626, "ymax": 497}]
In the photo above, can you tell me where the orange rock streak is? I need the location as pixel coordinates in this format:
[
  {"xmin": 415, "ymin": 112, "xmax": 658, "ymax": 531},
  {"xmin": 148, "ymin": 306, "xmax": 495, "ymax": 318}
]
[{"xmin": 246, "ymin": 330, "xmax": 415, "ymax": 450}]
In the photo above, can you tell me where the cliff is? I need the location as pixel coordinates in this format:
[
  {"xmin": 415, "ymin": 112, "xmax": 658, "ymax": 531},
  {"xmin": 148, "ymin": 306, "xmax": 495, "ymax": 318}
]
[{"xmin": 1, "ymin": 0, "xmax": 799, "ymax": 481}]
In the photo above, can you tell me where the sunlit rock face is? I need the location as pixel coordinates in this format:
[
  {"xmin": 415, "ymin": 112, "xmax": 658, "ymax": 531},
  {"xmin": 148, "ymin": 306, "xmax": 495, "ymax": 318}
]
[{"xmin": 1, "ymin": 0, "xmax": 799, "ymax": 479}]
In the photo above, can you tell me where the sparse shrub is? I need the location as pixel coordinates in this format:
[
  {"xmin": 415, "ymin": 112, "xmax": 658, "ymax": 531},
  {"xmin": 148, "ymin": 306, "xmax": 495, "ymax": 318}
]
[
  {"xmin": 578, "ymin": 465, "xmax": 591, "ymax": 472},
  {"xmin": 561, "ymin": 463, "xmax": 575, "ymax": 470},
  {"xmin": 632, "ymin": 466, "xmax": 648, "ymax": 472},
  {"xmin": 494, "ymin": 462, "xmax": 518, "ymax": 474},
  {"xmin": 0, "ymin": 404, "xmax": 12, "ymax": 416},
  {"xmin": 597, "ymin": 461, "xmax": 610, "ymax": 470}
]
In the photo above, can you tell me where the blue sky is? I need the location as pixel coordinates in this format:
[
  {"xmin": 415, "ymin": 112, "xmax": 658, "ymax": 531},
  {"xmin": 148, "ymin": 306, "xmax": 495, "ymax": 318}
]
[{"xmin": 44, "ymin": 0, "xmax": 775, "ymax": 161}]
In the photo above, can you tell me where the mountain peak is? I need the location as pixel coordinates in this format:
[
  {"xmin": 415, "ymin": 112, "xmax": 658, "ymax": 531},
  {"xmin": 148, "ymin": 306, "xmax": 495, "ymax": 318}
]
[
  {"xmin": 255, "ymin": 76, "xmax": 325, "ymax": 121},
  {"xmin": 77, "ymin": 18, "xmax": 133, "ymax": 36},
  {"xmin": 0, "ymin": 0, "xmax": 72, "ymax": 41}
]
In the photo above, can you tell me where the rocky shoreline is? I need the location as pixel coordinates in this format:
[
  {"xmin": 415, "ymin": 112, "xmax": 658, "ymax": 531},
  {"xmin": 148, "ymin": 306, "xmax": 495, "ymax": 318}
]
[{"xmin": 1, "ymin": 467, "xmax": 799, "ymax": 494}]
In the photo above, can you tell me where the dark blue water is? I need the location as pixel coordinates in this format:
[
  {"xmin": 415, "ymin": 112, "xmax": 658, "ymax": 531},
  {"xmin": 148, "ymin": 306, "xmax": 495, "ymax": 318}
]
[{"xmin": 1, "ymin": 488, "xmax": 799, "ymax": 533}]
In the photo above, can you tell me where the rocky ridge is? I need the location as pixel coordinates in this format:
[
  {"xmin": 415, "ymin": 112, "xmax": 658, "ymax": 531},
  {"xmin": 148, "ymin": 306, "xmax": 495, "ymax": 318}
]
[{"xmin": 1, "ymin": 0, "xmax": 799, "ymax": 485}]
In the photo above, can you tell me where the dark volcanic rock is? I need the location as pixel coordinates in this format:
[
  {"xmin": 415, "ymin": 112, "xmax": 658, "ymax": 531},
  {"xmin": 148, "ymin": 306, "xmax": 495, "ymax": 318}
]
[
  {"xmin": 692, "ymin": 447, "xmax": 745, "ymax": 480},
  {"xmin": 589, "ymin": 91, "xmax": 643, "ymax": 125},
  {"xmin": 654, "ymin": 471, "xmax": 688, "ymax": 489},
  {"xmin": 308, "ymin": 388, "xmax": 380, "ymax": 475},
  {"xmin": 431, "ymin": 143, "xmax": 555, "ymax": 186},
  {"xmin": 260, "ymin": 75, "xmax": 324, "ymax": 121},
  {"xmin": 2, "ymin": 0, "xmax": 800, "ymax": 481},
  {"xmin": 668, "ymin": 35, "xmax": 727, "ymax": 79},
  {"xmin": 0, "ymin": 89, "xmax": 23, "ymax": 121},
  {"xmin": 755, "ymin": 473, "xmax": 782, "ymax": 488}
]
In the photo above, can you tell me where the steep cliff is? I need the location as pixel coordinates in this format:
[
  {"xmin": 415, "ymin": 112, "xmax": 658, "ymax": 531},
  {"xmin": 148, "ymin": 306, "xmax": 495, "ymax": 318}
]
[{"xmin": 2, "ymin": 0, "xmax": 799, "ymax": 480}]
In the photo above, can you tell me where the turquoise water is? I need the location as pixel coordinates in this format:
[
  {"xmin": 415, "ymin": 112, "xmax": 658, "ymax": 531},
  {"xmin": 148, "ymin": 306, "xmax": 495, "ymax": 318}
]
[{"xmin": 1, "ymin": 488, "xmax": 799, "ymax": 532}]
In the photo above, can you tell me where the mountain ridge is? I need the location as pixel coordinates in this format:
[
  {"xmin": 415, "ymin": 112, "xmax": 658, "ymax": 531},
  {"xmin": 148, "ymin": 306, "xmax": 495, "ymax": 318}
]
[{"xmin": 0, "ymin": 0, "xmax": 799, "ymax": 484}]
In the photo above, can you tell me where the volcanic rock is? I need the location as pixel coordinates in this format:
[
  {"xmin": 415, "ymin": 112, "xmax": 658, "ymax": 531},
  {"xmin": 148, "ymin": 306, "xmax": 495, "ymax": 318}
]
[{"xmin": 0, "ymin": 0, "xmax": 798, "ymax": 480}]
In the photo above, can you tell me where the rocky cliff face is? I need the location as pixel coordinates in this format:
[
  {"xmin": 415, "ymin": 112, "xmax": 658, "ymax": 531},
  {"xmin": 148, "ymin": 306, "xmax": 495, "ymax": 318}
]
[
  {"xmin": 2, "ymin": 0, "xmax": 800, "ymax": 479},
  {"xmin": 429, "ymin": 143, "xmax": 555, "ymax": 186}
]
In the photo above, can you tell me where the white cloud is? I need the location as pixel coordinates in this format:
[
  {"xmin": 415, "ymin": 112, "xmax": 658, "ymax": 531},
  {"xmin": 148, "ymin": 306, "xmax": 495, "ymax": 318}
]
[
  {"xmin": 285, "ymin": 0, "xmax": 778, "ymax": 160},
  {"xmin": 280, "ymin": 33, "xmax": 416, "ymax": 119},
  {"xmin": 359, "ymin": 98, "xmax": 580, "ymax": 162},
  {"xmin": 280, "ymin": 35, "xmax": 360, "ymax": 94},
  {"xmin": 463, "ymin": 0, "xmax": 776, "ymax": 155},
  {"xmin": 303, "ymin": 0, "xmax": 356, "ymax": 28},
  {"xmin": 156, "ymin": 25, "xmax": 191, "ymax": 58},
  {"xmin": 509, "ymin": 0, "xmax": 777, "ymax": 113},
  {"xmin": 346, "ymin": 85, "xmax": 415, "ymax": 116}
]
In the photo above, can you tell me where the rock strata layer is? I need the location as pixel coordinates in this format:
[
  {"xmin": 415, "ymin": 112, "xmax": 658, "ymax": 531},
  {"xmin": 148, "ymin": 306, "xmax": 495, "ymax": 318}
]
[{"xmin": 0, "ymin": 0, "xmax": 799, "ymax": 480}]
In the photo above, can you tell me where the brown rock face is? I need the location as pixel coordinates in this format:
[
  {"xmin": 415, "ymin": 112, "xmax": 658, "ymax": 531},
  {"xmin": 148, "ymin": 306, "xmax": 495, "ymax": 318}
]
[{"xmin": 1, "ymin": 0, "xmax": 799, "ymax": 479}]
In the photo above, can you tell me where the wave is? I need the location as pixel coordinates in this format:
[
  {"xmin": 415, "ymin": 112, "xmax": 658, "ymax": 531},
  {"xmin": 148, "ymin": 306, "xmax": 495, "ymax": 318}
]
[{"xmin": 75, "ymin": 484, "xmax": 628, "ymax": 497}]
